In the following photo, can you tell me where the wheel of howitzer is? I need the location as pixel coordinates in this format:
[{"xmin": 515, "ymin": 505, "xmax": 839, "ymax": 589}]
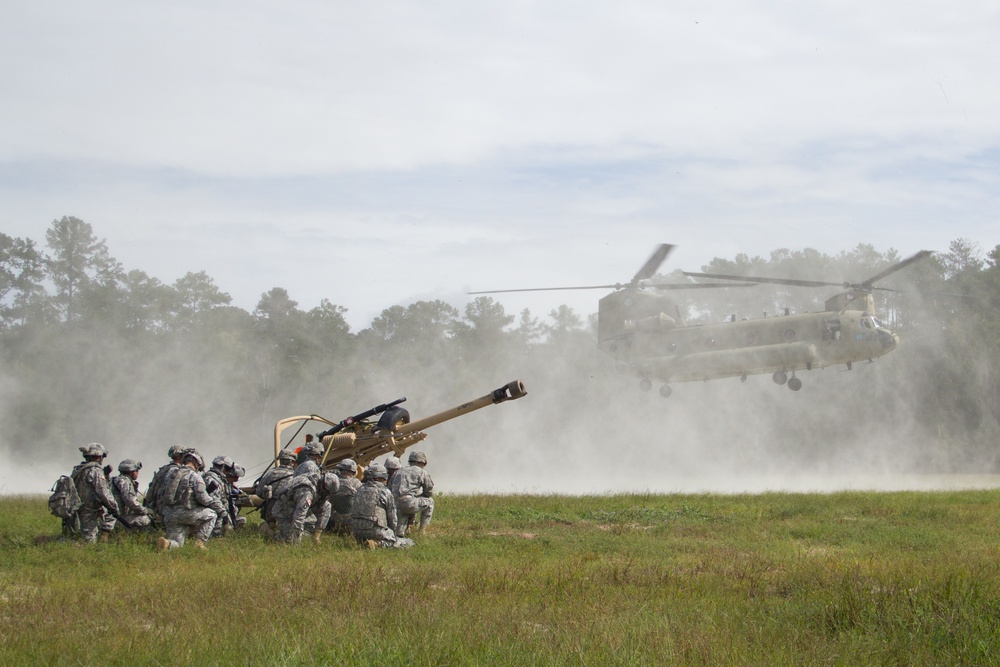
[{"xmin": 377, "ymin": 406, "xmax": 410, "ymax": 431}]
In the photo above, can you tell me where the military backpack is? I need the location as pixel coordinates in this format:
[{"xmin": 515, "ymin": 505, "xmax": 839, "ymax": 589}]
[{"xmin": 48, "ymin": 475, "xmax": 82, "ymax": 519}]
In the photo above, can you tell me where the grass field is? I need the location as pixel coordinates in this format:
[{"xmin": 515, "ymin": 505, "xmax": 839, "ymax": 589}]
[{"xmin": 3, "ymin": 491, "xmax": 1000, "ymax": 665}]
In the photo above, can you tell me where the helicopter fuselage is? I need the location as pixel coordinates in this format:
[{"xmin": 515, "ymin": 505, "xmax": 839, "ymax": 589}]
[{"xmin": 597, "ymin": 289, "xmax": 898, "ymax": 387}]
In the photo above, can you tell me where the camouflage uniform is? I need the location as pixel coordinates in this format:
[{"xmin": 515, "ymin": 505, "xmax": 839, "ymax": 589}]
[
  {"xmin": 329, "ymin": 460, "xmax": 361, "ymax": 535},
  {"xmin": 255, "ymin": 461, "xmax": 296, "ymax": 531},
  {"xmin": 225, "ymin": 464, "xmax": 248, "ymax": 530},
  {"xmin": 203, "ymin": 458, "xmax": 233, "ymax": 537},
  {"xmin": 384, "ymin": 456, "xmax": 401, "ymax": 488},
  {"xmin": 273, "ymin": 471, "xmax": 336, "ymax": 544},
  {"xmin": 293, "ymin": 459, "xmax": 321, "ymax": 477},
  {"xmin": 110, "ymin": 474, "xmax": 152, "ymax": 530},
  {"xmin": 144, "ymin": 462, "xmax": 177, "ymax": 519},
  {"xmin": 145, "ymin": 445, "xmax": 189, "ymax": 522},
  {"xmin": 390, "ymin": 455, "xmax": 434, "ymax": 536},
  {"xmin": 159, "ymin": 460, "xmax": 226, "ymax": 549},
  {"xmin": 71, "ymin": 454, "xmax": 120, "ymax": 543},
  {"xmin": 351, "ymin": 466, "xmax": 414, "ymax": 549}
]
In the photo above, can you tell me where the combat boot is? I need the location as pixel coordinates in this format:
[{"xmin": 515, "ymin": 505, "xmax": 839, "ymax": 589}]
[
  {"xmin": 312, "ymin": 531, "xmax": 322, "ymax": 545},
  {"xmin": 365, "ymin": 539, "xmax": 377, "ymax": 550},
  {"xmin": 156, "ymin": 536, "xmax": 169, "ymax": 552},
  {"xmin": 259, "ymin": 522, "xmax": 274, "ymax": 538},
  {"xmin": 193, "ymin": 539, "xmax": 207, "ymax": 550}
]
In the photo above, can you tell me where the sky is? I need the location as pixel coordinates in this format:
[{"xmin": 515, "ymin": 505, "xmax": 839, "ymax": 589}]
[{"xmin": 1, "ymin": 1, "xmax": 998, "ymax": 330}]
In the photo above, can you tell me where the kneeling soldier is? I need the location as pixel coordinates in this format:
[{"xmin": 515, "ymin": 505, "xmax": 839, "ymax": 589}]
[
  {"xmin": 157, "ymin": 450, "xmax": 227, "ymax": 551},
  {"xmin": 72, "ymin": 443, "xmax": 120, "ymax": 543},
  {"xmin": 329, "ymin": 459, "xmax": 361, "ymax": 535},
  {"xmin": 111, "ymin": 459, "xmax": 152, "ymax": 530},
  {"xmin": 390, "ymin": 450, "xmax": 434, "ymax": 537},
  {"xmin": 273, "ymin": 471, "xmax": 338, "ymax": 545},
  {"xmin": 351, "ymin": 464, "xmax": 414, "ymax": 549}
]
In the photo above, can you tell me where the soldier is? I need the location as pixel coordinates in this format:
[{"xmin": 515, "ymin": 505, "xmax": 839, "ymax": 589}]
[
  {"xmin": 273, "ymin": 470, "xmax": 338, "ymax": 545},
  {"xmin": 254, "ymin": 449, "xmax": 298, "ymax": 537},
  {"xmin": 204, "ymin": 455, "xmax": 235, "ymax": 536},
  {"xmin": 296, "ymin": 434, "xmax": 318, "ymax": 465},
  {"xmin": 351, "ymin": 464, "xmax": 414, "ymax": 549},
  {"xmin": 328, "ymin": 458, "xmax": 361, "ymax": 535},
  {"xmin": 156, "ymin": 450, "xmax": 227, "ymax": 551},
  {"xmin": 225, "ymin": 464, "xmax": 248, "ymax": 530},
  {"xmin": 384, "ymin": 456, "xmax": 401, "ymax": 488},
  {"xmin": 390, "ymin": 450, "xmax": 435, "ymax": 537},
  {"xmin": 295, "ymin": 441, "xmax": 325, "ymax": 476},
  {"xmin": 110, "ymin": 459, "xmax": 152, "ymax": 531},
  {"xmin": 71, "ymin": 443, "xmax": 120, "ymax": 543},
  {"xmin": 144, "ymin": 445, "xmax": 188, "ymax": 521}
]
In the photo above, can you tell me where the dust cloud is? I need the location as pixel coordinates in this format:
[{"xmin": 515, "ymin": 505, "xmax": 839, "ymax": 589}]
[{"xmin": 3, "ymin": 270, "xmax": 998, "ymax": 498}]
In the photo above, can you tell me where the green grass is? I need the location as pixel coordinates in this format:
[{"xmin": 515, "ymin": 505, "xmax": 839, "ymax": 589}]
[{"xmin": 3, "ymin": 491, "xmax": 1000, "ymax": 665}]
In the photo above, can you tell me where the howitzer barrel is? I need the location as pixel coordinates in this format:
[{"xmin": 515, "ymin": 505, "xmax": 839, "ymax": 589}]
[{"xmin": 396, "ymin": 380, "xmax": 527, "ymax": 435}]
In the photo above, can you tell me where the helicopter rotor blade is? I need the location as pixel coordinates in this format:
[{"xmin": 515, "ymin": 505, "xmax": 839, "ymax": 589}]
[
  {"xmin": 467, "ymin": 284, "xmax": 624, "ymax": 295},
  {"xmin": 648, "ymin": 281, "xmax": 758, "ymax": 290},
  {"xmin": 682, "ymin": 272, "xmax": 844, "ymax": 289},
  {"xmin": 859, "ymin": 250, "xmax": 934, "ymax": 287},
  {"xmin": 631, "ymin": 244, "xmax": 675, "ymax": 285}
]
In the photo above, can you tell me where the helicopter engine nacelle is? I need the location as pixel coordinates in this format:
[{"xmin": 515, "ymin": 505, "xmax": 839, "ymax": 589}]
[{"xmin": 624, "ymin": 313, "xmax": 678, "ymax": 333}]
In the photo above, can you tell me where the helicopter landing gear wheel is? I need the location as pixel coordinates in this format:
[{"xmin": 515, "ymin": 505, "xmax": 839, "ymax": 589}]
[
  {"xmin": 787, "ymin": 376, "xmax": 802, "ymax": 391},
  {"xmin": 639, "ymin": 378, "xmax": 652, "ymax": 392},
  {"xmin": 772, "ymin": 370, "xmax": 788, "ymax": 385},
  {"xmin": 659, "ymin": 385, "xmax": 672, "ymax": 398}
]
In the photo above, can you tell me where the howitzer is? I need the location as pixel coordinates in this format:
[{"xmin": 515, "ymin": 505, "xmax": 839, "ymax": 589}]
[{"xmin": 270, "ymin": 380, "xmax": 527, "ymax": 472}]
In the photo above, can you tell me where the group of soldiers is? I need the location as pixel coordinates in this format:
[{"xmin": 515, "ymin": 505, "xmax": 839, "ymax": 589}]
[
  {"xmin": 58, "ymin": 439, "xmax": 435, "ymax": 551},
  {"xmin": 253, "ymin": 441, "xmax": 434, "ymax": 549},
  {"xmin": 62, "ymin": 442, "xmax": 247, "ymax": 548}
]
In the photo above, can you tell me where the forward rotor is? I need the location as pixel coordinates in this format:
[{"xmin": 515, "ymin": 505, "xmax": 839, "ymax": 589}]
[{"xmin": 468, "ymin": 244, "xmax": 754, "ymax": 295}]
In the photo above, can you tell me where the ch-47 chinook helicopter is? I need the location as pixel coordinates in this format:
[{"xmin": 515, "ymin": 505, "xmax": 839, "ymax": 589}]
[{"xmin": 469, "ymin": 244, "xmax": 933, "ymax": 397}]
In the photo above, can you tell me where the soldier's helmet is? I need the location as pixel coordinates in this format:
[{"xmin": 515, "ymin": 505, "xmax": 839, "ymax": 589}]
[
  {"xmin": 301, "ymin": 442, "xmax": 325, "ymax": 458},
  {"xmin": 407, "ymin": 450, "xmax": 428, "ymax": 465},
  {"xmin": 319, "ymin": 472, "xmax": 339, "ymax": 495},
  {"xmin": 182, "ymin": 450, "xmax": 205, "ymax": 471},
  {"xmin": 336, "ymin": 458, "xmax": 358, "ymax": 474},
  {"xmin": 168, "ymin": 444, "xmax": 187, "ymax": 459},
  {"xmin": 366, "ymin": 463, "xmax": 388, "ymax": 481},
  {"xmin": 384, "ymin": 456, "xmax": 401, "ymax": 471},
  {"xmin": 212, "ymin": 455, "xmax": 234, "ymax": 470},
  {"xmin": 80, "ymin": 442, "xmax": 108, "ymax": 459},
  {"xmin": 277, "ymin": 449, "xmax": 297, "ymax": 464},
  {"xmin": 118, "ymin": 459, "xmax": 142, "ymax": 474}
]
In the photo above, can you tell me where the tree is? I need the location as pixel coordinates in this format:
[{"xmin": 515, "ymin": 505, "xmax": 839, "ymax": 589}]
[
  {"xmin": 120, "ymin": 269, "xmax": 176, "ymax": 333},
  {"xmin": 172, "ymin": 271, "xmax": 232, "ymax": 326},
  {"xmin": 0, "ymin": 233, "xmax": 44, "ymax": 328},
  {"xmin": 44, "ymin": 216, "xmax": 121, "ymax": 322}
]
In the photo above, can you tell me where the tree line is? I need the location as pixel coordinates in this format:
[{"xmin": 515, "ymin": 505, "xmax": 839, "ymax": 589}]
[{"xmin": 2, "ymin": 216, "xmax": 999, "ymax": 472}]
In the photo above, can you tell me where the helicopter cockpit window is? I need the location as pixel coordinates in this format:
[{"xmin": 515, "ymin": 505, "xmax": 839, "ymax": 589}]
[
  {"xmin": 822, "ymin": 318, "xmax": 841, "ymax": 341},
  {"xmin": 860, "ymin": 313, "xmax": 882, "ymax": 330}
]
